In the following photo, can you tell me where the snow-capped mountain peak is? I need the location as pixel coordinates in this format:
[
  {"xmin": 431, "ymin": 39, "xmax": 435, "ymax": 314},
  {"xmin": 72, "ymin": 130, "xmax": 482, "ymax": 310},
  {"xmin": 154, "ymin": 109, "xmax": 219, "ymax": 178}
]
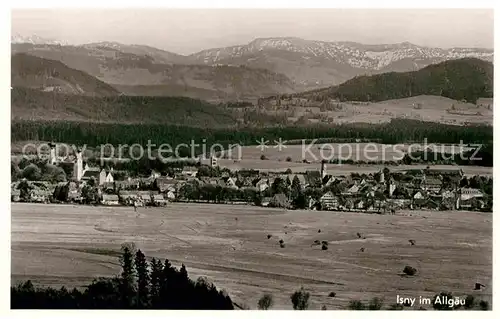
[{"xmin": 11, "ymin": 33, "xmax": 68, "ymax": 46}]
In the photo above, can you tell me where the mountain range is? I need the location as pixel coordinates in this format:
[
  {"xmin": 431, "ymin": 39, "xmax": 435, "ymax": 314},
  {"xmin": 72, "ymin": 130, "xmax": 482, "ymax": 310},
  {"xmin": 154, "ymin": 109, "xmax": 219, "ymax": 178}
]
[{"xmin": 11, "ymin": 34, "xmax": 494, "ymax": 101}]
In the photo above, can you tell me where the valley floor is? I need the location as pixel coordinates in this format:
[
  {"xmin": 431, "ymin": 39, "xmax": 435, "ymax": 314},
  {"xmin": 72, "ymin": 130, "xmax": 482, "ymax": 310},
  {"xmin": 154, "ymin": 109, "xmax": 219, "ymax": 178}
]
[{"xmin": 11, "ymin": 202, "xmax": 492, "ymax": 310}]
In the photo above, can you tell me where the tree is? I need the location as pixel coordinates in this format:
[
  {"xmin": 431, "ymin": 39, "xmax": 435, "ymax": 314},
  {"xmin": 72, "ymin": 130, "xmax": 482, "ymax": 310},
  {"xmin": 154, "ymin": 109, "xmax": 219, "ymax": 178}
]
[
  {"xmin": 22, "ymin": 163, "xmax": 41, "ymax": 181},
  {"xmin": 347, "ymin": 299, "xmax": 365, "ymax": 310},
  {"xmin": 11, "ymin": 162, "xmax": 21, "ymax": 181},
  {"xmin": 290, "ymin": 287, "xmax": 310, "ymax": 310},
  {"xmin": 135, "ymin": 250, "xmax": 150, "ymax": 308},
  {"xmin": 368, "ymin": 297, "xmax": 384, "ymax": 310},
  {"xmin": 257, "ymin": 293, "xmax": 274, "ymax": 310},
  {"xmin": 149, "ymin": 258, "xmax": 163, "ymax": 308},
  {"xmin": 119, "ymin": 244, "xmax": 136, "ymax": 307}
]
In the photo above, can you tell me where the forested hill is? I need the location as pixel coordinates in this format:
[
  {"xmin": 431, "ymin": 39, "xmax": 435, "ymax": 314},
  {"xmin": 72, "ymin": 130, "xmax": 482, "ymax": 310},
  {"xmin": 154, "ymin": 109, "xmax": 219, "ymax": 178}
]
[
  {"xmin": 11, "ymin": 54, "xmax": 119, "ymax": 97},
  {"xmin": 11, "ymin": 87, "xmax": 237, "ymax": 127},
  {"xmin": 292, "ymin": 58, "xmax": 493, "ymax": 103}
]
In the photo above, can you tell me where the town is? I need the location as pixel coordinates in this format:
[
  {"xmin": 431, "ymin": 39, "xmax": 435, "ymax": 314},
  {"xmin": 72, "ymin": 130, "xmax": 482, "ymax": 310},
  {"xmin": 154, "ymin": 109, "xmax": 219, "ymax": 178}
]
[{"xmin": 11, "ymin": 143, "xmax": 493, "ymax": 213}]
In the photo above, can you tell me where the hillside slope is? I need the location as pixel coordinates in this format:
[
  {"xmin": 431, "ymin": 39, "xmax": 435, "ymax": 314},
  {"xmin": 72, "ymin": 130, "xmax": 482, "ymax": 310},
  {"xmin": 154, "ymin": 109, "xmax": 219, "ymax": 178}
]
[
  {"xmin": 10, "ymin": 87, "xmax": 237, "ymax": 127},
  {"xmin": 11, "ymin": 43, "xmax": 296, "ymax": 101},
  {"xmin": 292, "ymin": 58, "xmax": 493, "ymax": 103},
  {"xmin": 11, "ymin": 54, "xmax": 119, "ymax": 96}
]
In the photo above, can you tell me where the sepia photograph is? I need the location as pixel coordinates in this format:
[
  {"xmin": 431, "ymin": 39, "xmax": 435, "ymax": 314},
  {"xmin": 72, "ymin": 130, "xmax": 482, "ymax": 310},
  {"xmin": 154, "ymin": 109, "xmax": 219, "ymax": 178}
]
[{"xmin": 8, "ymin": 5, "xmax": 494, "ymax": 311}]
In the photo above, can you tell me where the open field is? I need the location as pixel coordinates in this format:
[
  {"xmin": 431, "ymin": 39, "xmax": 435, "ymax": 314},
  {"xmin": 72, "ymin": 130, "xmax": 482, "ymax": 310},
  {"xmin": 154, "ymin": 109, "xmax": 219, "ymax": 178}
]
[
  {"xmin": 218, "ymin": 159, "xmax": 492, "ymax": 177},
  {"xmin": 223, "ymin": 143, "xmax": 476, "ymax": 163},
  {"xmin": 12, "ymin": 202, "xmax": 492, "ymax": 310},
  {"xmin": 284, "ymin": 95, "xmax": 493, "ymax": 125}
]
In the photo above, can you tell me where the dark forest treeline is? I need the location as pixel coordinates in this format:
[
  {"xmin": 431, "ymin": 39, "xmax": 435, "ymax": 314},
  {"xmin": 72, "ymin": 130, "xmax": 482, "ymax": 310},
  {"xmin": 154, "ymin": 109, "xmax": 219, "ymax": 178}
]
[
  {"xmin": 11, "ymin": 244, "xmax": 234, "ymax": 309},
  {"xmin": 292, "ymin": 58, "xmax": 493, "ymax": 103},
  {"xmin": 12, "ymin": 119, "xmax": 492, "ymax": 150}
]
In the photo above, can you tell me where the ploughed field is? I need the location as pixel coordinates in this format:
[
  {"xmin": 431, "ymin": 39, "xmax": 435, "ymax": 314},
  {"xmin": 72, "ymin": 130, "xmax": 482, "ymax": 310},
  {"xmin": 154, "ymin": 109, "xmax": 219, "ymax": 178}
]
[{"xmin": 11, "ymin": 203, "xmax": 492, "ymax": 309}]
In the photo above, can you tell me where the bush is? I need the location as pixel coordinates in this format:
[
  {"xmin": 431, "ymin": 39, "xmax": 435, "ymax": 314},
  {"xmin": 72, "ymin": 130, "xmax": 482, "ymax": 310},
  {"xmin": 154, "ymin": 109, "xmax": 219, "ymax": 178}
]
[
  {"xmin": 257, "ymin": 293, "xmax": 274, "ymax": 310},
  {"xmin": 464, "ymin": 295, "xmax": 475, "ymax": 309},
  {"xmin": 290, "ymin": 287, "xmax": 310, "ymax": 310},
  {"xmin": 280, "ymin": 242, "xmax": 286, "ymax": 248},
  {"xmin": 321, "ymin": 241, "xmax": 328, "ymax": 246},
  {"xmin": 328, "ymin": 292, "xmax": 336, "ymax": 297},
  {"xmin": 267, "ymin": 234, "xmax": 272, "ymax": 239},
  {"xmin": 321, "ymin": 244, "xmax": 328, "ymax": 250},
  {"xmin": 347, "ymin": 299, "xmax": 365, "ymax": 310},
  {"xmin": 260, "ymin": 155, "xmax": 267, "ymax": 160},
  {"xmin": 387, "ymin": 303, "xmax": 404, "ymax": 310},
  {"xmin": 286, "ymin": 157, "xmax": 292, "ymax": 162},
  {"xmin": 403, "ymin": 265, "xmax": 417, "ymax": 276},
  {"xmin": 368, "ymin": 297, "xmax": 384, "ymax": 310},
  {"xmin": 479, "ymin": 300, "xmax": 489, "ymax": 310},
  {"xmin": 321, "ymin": 305, "xmax": 327, "ymax": 310}
]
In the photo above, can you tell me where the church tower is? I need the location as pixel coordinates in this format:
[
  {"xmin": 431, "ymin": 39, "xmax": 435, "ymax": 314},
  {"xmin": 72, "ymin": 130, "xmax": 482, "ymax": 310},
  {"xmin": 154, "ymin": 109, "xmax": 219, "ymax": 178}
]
[{"xmin": 73, "ymin": 150, "xmax": 84, "ymax": 181}]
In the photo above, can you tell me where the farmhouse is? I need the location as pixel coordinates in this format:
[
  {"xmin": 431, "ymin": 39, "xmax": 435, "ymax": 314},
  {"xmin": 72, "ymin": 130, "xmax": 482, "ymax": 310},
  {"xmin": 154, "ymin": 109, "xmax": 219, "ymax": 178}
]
[
  {"xmin": 155, "ymin": 177, "xmax": 177, "ymax": 193},
  {"xmin": 152, "ymin": 194, "xmax": 168, "ymax": 206},
  {"xmin": 320, "ymin": 191, "xmax": 339, "ymax": 210}
]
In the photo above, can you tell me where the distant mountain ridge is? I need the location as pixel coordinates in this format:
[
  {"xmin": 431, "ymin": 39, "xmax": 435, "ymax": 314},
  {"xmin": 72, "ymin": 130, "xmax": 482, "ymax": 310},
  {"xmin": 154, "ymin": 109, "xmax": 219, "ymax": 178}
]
[
  {"xmin": 11, "ymin": 34, "xmax": 494, "ymax": 97},
  {"xmin": 190, "ymin": 37, "xmax": 493, "ymax": 88}
]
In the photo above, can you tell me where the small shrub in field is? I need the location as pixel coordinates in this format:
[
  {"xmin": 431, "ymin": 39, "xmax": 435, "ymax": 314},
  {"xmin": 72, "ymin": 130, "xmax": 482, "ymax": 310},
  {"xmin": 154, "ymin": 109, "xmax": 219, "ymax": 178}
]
[
  {"xmin": 286, "ymin": 157, "xmax": 292, "ymax": 162},
  {"xmin": 290, "ymin": 287, "xmax": 310, "ymax": 310},
  {"xmin": 260, "ymin": 155, "xmax": 267, "ymax": 160},
  {"xmin": 403, "ymin": 265, "xmax": 417, "ymax": 276},
  {"xmin": 280, "ymin": 242, "xmax": 286, "ymax": 248},
  {"xmin": 347, "ymin": 299, "xmax": 365, "ymax": 310},
  {"xmin": 368, "ymin": 297, "xmax": 384, "ymax": 310},
  {"xmin": 313, "ymin": 240, "xmax": 320, "ymax": 245},
  {"xmin": 279, "ymin": 239, "xmax": 284, "ymax": 244},
  {"xmin": 321, "ymin": 305, "xmax": 327, "ymax": 310},
  {"xmin": 257, "ymin": 293, "xmax": 274, "ymax": 310},
  {"xmin": 321, "ymin": 244, "xmax": 328, "ymax": 250},
  {"xmin": 387, "ymin": 303, "xmax": 404, "ymax": 310},
  {"xmin": 328, "ymin": 292, "xmax": 336, "ymax": 297},
  {"xmin": 318, "ymin": 229, "xmax": 321, "ymax": 233},
  {"xmin": 267, "ymin": 234, "xmax": 272, "ymax": 239},
  {"xmin": 321, "ymin": 240, "xmax": 328, "ymax": 246},
  {"xmin": 464, "ymin": 295, "xmax": 475, "ymax": 309},
  {"xmin": 479, "ymin": 300, "xmax": 489, "ymax": 310}
]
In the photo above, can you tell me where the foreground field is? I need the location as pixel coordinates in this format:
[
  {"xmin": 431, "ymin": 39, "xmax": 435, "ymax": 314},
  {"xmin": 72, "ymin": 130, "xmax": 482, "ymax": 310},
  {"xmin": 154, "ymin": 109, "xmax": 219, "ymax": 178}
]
[{"xmin": 11, "ymin": 203, "xmax": 492, "ymax": 310}]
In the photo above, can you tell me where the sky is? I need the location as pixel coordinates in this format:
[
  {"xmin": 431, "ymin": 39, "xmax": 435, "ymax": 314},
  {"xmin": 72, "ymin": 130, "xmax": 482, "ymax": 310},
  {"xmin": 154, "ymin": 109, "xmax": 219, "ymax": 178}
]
[{"xmin": 11, "ymin": 9, "xmax": 494, "ymax": 55}]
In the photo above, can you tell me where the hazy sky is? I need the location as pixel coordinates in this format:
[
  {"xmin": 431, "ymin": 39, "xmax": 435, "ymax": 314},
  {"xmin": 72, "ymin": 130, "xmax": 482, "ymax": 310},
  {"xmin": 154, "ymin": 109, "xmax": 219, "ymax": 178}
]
[{"xmin": 11, "ymin": 9, "xmax": 494, "ymax": 55}]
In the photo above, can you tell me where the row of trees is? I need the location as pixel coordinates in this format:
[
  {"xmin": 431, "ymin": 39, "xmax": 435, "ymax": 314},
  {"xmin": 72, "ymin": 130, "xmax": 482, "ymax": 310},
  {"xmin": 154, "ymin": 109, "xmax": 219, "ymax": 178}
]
[
  {"xmin": 11, "ymin": 118, "xmax": 492, "ymax": 149},
  {"xmin": 11, "ymin": 244, "xmax": 234, "ymax": 309},
  {"xmin": 11, "ymin": 159, "xmax": 67, "ymax": 182}
]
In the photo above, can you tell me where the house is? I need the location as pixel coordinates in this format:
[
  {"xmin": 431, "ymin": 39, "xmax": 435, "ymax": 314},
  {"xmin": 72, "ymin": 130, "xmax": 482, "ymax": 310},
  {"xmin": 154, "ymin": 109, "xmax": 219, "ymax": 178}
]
[
  {"xmin": 457, "ymin": 188, "xmax": 484, "ymax": 209},
  {"xmin": 152, "ymin": 194, "xmax": 168, "ymax": 206},
  {"xmin": 422, "ymin": 177, "xmax": 442, "ymax": 193},
  {"xmin": 261, "ymin": 197, "xmax": 272, "ymax": 207},
  {"xmin": 138, "ymin": 191, "xmax": 155, "ymax": 205},
  {"xmin": 320, "ymin": 191, "xmax": 339, "ymax": 210},
  {"xmin": 342, "ymin": 184, "xmax": 360, "ymax": 196},
  {"xmin": 222, "ymin": 177, "xmax": 238, "ymax": 189},
  {"xmin": 322, "ymin": 175, "xmax": 336, "ymax": 187},
  {"xmin": 119, "ymin": 191, "xmax": 143, "ymax": 206},
  {"xmin": 387, "ymin": 179, "xmax": 397, "ymax": 197},
  {"xmin": 166, "ymin": 190, "xmax": 176, "ymax": 200},
  {"xmin": 101, "ymin": 194, "xmax": 120, "ymax": 206},
  {"xmin": 81, "ymin": 168, "xmax": 113, "ymax": 186},
  {"xmin": 254, "ymin": 178, "xmax": 270, "ymax": 192},
  {"xmin": 181, "ymin": 166, "xmax": 198, "ymax": 177},
  {"xmin": 425, "ymin": 168, "xmax": 463, "ymax": 180},
  {"xmin": 155, "ymin": 177, "xmax": 177, "ymax": 193},
  {"xmin": 150, "ymin": 170, "xmax": 161, "ymax": 179}
]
